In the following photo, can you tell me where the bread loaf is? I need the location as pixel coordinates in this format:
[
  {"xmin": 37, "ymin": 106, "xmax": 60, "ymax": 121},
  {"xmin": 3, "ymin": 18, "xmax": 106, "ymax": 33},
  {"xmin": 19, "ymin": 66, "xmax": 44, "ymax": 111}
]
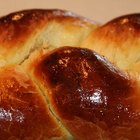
[{"xmin": 0, "ymin": 9, "xmax": 140, "ymax": 140}]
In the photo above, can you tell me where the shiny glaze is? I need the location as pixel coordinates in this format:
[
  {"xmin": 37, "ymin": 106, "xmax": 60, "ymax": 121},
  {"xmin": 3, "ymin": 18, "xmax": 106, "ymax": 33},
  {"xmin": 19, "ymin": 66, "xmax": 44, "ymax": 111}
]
[
  {"xmin": 36, "ymin": 47, "xmax": 140, "ymax": 129},
  {"xmin": 0, "ymin": 66, "xmax": 67, "ymax": 139},
  {"xmin": 0, "ymin": 9, "xmax": 94, "ymax": 48}
]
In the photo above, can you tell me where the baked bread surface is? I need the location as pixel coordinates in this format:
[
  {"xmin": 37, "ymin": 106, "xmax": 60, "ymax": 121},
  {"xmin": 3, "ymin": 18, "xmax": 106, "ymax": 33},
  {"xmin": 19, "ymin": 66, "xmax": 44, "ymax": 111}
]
[
  {"xmin": 0, "ymin": 9, "xmax": 139, "ymax": 140},
  {"xmin": 82, "ymin": 14, "xmax": 140, "ymax": 75},
  {"xmin": 23, "ymin": 46, "xmax": 140, "ymax": 140},
  {"xmin": 0, "ymin": 9, "xmax": 96, "ymax": 66}
]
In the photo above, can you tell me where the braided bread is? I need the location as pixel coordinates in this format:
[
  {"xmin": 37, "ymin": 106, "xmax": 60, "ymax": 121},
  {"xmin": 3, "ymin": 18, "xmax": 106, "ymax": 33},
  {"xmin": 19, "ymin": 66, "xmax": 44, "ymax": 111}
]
[{"xmin": 0, "ymin": 9, "xmax": 139, "ymax": 140}]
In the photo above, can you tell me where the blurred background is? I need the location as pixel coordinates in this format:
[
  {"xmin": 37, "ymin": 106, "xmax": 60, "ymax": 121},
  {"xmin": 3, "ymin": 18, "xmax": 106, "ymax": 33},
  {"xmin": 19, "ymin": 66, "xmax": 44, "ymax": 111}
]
[{"xmin": 0, "ymin": 0, "xmax": 139, "ymax": 23}]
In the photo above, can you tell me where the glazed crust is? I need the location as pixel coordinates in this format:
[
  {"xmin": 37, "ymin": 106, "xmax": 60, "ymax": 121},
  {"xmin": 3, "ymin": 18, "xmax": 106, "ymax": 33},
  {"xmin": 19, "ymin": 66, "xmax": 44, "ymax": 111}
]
[
  {"xmin": 0, "ymin": 9, "xmax": 96, "ymax": 65},
  {"xmin": 0, "ymin": 9, "xmax": 95, "ymax": 47},
  {"xmin": 0, "ymin": 9, "xmax": 140, "ymax": 140},
  {"xmin": 0, "ymin": 9, "xmax": 98, "ymax": 140},
  {"xmin": 23, "ymin": 46, "xmax": 140, "ymax": 140},
  {"xmin": 0, "ymin": 65, "xmax": 71, "ymax": 140},
  {"xmin": 82, "ymin": 14, "xmax": 140, "ymax": 75}
]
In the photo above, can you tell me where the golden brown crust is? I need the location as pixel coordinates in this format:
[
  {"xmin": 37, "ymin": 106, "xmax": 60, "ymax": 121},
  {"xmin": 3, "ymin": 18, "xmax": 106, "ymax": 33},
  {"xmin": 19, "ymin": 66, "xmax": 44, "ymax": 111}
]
[
  {"xmin": 0, "ymin": 9, "xmax": 96, "ymax": 66},
  {"xmin": 0, "ymin": 65, "xmax": 71, "ymax": 140},
  {"xmin": 0, "ymin": 9, "xmax": 95, "ymax": 47},
  {"xmin": 0, "ymin": 9, "xmax": 140, "ymax": 140},
  {"xmin": 23, "ymin": 46, "xmax": 140, "ymax": 139},
  {"xmin": 82, "ymin": 13, "xmax": 140, "ymax": 74},
  {"xmin": 96, "ymin": 13, "xmax": 140, "ymax": 42}
]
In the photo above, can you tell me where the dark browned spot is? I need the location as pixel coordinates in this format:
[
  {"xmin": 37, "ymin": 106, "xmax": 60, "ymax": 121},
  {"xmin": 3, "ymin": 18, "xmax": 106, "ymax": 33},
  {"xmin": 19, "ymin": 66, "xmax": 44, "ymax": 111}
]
[{"xmin": 36, "ymin": 47, "xmax": 137, "ymax": 128}]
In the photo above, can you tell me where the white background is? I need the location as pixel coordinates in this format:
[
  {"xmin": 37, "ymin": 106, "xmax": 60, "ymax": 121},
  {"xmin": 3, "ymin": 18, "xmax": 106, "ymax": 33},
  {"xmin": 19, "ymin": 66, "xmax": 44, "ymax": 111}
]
[{"xmin": 0, "ymin": 0, "xmax": 139, "ymax": 24}]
